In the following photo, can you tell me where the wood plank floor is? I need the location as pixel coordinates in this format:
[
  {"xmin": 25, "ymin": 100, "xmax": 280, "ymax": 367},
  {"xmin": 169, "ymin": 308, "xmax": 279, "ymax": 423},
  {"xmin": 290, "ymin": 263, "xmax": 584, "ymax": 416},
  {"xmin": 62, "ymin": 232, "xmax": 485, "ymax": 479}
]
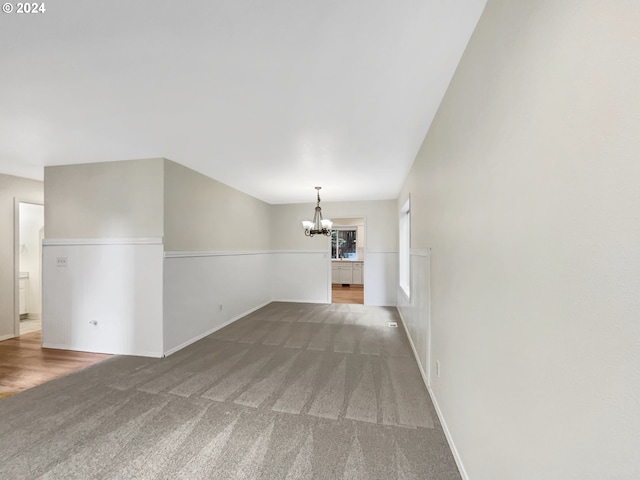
[
  {"xmin": 0, "ymin": 330, "xmax": 110, "ymax": 399},
  {"xmin": 331, "ymin": 284, "xmax": 364, "ymax": 304}
]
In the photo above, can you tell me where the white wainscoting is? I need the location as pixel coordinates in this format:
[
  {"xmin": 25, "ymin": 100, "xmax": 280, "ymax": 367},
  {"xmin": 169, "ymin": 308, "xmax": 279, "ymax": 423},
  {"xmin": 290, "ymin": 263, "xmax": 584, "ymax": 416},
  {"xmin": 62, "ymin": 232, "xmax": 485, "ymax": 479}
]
[
  {"xmin": 271, "ymin": 251, "xmax": 330, "ymax": 304},
  {"xmin": 395, "ymin": 248, "xmax": 468, "ymax": 480},
  {"xmin": 42, "ymin": 238, "xmax": 164, "ymax": 357},
  {"xmin": 364, "ymin": 251, "xmax": 398, "ymax": 306},
  {"xmin": 397, "ymin": 249, "xmax": 431, "ymax": 382},
  {"xmin": 163, "ymin": 251, "xmax": 271, "ymax": 355},
  {"xmin": 42, "ymin": 245, "xmax": 401, "ymax": 359}
]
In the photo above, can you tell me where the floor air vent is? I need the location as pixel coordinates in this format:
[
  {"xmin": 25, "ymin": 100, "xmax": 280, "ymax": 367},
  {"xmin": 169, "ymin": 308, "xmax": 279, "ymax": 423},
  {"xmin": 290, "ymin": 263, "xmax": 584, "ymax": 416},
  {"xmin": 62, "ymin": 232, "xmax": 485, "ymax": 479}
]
[{"xmin": 387, "ymin": 321, "xmax": 398, "ymax": 328}]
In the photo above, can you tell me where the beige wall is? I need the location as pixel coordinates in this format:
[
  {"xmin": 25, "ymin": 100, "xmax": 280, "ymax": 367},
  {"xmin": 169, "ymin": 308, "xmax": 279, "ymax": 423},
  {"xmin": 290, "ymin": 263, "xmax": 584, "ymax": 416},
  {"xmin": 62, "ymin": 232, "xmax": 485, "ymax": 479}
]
[
  {"xmin": 271, "ymin": 199, "xmax": 398, "ymax": 306},
  {"xmin": 0, "ymin": 174, "xmax": 43, "ymax": 339},
  {"xmin": 163, "ymin": 159, "xmax": 271, "ymax": 251},
  {"xmin": 399, "ymin": 1, "xmax": 640, "ymax": 478},
  {"xmin": 44, "ymin": 158, "xmax": 164, "ymax": 239},
  {"xmin": 270, "ymin": 200, "xmax": 397, "ymax": 252}
]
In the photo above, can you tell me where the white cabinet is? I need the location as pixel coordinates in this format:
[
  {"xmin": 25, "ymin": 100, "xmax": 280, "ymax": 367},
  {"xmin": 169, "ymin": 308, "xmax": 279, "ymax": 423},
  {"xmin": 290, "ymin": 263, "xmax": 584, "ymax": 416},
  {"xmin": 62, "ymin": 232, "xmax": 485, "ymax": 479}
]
[
  {"xmin": 352, "ymin": 262, "xmax": 363, "ymax": 284},
  {"xmin": 332, "ymin": 261, "xmax": 363, "ymax": 285},
  {"xmin": 331, "ymin": 264, "xmax": 340, "ymax": 284},
  {"xmin": 332, "ymin": 262, "xmax": 352, "ymax": 284},
  {"xmin": 339, "ymin": 266, "xmax": 353, "ymax": 284}
]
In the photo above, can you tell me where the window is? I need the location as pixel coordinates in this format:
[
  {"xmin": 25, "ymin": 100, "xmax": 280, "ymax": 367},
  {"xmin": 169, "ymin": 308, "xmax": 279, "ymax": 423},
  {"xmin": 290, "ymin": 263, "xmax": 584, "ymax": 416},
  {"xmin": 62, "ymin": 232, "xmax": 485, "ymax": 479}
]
[
  {"xmin": 399, "ymin": 199, "xmax": 410, "ymax": 297},
  {"xmin": 331, "ymin": 228, "xmax": 357, "ymax": 259}
]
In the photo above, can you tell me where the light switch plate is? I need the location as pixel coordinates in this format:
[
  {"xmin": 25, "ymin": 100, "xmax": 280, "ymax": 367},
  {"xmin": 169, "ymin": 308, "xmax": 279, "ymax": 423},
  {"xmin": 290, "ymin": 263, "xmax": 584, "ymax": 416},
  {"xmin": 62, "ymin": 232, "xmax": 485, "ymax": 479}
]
[{"xmin": 56, "ymin": 257, "xmax": 68, "ymax": 267}]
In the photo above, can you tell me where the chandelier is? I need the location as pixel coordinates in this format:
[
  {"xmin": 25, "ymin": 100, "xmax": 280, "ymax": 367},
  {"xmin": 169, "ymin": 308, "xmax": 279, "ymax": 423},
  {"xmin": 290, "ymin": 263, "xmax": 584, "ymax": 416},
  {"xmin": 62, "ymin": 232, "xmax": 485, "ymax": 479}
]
[{"xmin": 302, "ymin": 186, "xmax": 332, "ymax": 237}]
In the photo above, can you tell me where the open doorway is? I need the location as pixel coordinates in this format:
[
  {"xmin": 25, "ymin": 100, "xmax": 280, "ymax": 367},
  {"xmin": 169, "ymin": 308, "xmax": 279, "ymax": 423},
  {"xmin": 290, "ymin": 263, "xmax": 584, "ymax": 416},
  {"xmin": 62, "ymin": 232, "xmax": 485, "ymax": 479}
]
[
  {"xmin": 330, "ymin": 217, "xmax": 365, "ymax": 305},
  {"xmin": 17, "ymin": 202, "xmax": 44, "ymax": 335}
]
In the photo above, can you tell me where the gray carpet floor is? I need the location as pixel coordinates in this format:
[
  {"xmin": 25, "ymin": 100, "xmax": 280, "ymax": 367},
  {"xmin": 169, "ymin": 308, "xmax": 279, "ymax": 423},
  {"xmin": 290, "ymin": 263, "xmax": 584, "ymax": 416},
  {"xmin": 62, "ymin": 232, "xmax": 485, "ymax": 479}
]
[{"xmin": 0, "ymin": 302, "xmax": 461, "ymax": 479}]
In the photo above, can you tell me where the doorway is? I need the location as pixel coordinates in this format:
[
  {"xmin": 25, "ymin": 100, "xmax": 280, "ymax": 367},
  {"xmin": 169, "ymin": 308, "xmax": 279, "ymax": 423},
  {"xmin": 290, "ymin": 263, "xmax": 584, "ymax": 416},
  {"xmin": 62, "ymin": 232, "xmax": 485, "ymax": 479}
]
[
  {"xmin": 330, "ymin": 217, "xmax": 365, "ymax": 305},
  {"xmin": 16, "ymin": 202, "xmax": 44, "ymax": 335}
]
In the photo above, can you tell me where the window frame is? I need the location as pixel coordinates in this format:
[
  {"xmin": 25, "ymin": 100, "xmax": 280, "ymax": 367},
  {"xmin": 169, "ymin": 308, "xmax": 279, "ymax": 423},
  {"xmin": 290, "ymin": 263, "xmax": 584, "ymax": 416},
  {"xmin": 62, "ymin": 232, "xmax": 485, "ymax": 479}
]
[
  {"xmin": 399, "ymin": 198, "xmax": 411, "ymax": 298},
  {"xmin": 331, "ymin": 227, "xmax": 358, "ymax": 260}
]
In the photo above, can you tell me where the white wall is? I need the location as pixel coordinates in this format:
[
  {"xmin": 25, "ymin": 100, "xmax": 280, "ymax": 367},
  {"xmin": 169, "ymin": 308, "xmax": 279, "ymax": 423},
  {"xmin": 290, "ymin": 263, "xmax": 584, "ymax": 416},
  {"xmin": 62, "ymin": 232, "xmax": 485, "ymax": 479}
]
[
  {"xmin": 163, "ymin": 252, "xmax": 271, "ymax": 354},
  {"xmin": 40, "ymin": 159, "xmax": 399, "ymax": 357},
  {"xmin": 362, "ymin": 250, "xmax": 397, "ymax": 307},
  {"xmin": 398, "ymin": 1, "xmax": 640, "ymax": 479},
  {"xmin": 397, "ymin": 249, "xmax": 430, "ymax": 383},
  {"xmin": 43, "ymin": 160, "xmax": 166, "ymax": 356},
  {"xmin": 271, "ymin": 200, "xmax": 398, "ymax": 305},
  {"xmin": 19, "ymin": 202, "xmax": 44, "ymax": 317},
  {"xmin": 162, "ymin": 159, "xmax": 274, "ymax": 353},
  {"xmin": 271, "ymin": 251, "xmax": 330, "ymax": 303},
  {"xmin": 0, "ymin": 174, "xmax": 43, "ymax": 340},
  {"xmin": 42, "ymin": 240, "xmax": 164, "ymax": 356}
]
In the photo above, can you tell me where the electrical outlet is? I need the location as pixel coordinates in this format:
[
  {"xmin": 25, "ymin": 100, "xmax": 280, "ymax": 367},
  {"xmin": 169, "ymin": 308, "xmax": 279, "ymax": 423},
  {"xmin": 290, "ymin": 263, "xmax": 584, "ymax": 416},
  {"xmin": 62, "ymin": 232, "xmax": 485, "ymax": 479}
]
[{"xmin": 436, "ymin": 360, "xmax": 441, "ymax": 377}]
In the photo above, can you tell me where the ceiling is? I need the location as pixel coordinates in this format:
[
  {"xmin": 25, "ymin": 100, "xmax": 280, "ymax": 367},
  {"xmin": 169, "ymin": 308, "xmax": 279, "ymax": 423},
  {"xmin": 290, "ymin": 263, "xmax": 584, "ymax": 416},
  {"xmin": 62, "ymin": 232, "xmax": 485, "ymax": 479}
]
[{"xmin": 0, "ymin": 0, "xmax": 486, "ymax": 204}]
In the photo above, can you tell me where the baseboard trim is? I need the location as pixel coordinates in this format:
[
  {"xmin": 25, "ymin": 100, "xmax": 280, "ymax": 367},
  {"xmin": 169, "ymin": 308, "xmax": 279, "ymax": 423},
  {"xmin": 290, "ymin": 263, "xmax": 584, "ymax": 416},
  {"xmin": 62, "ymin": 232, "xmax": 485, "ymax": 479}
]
[
  {"xmin": 396, "ymin": 307, "xmax": 429, "ymax": 386},
  {"xmin": 42, "ymin": 342, "xmax": 163, "ymax": 358},
  {"xmin": 270, "ymin": 298, "xmax": 329, "ymax": 304},
  {"xmin": 426, "ymin": 383, "xmax": 469, "ymax": 480},
  {"xmin": 396, "ymin": 307, "xmax": 469, "ymax": 480},
  {"xmin": 162, "ymin": 300, "xmax": 272, "ymax": 357},
  {"xmin": 0, "ymin": 333, "xmax": 15, "ymax": 341}
]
